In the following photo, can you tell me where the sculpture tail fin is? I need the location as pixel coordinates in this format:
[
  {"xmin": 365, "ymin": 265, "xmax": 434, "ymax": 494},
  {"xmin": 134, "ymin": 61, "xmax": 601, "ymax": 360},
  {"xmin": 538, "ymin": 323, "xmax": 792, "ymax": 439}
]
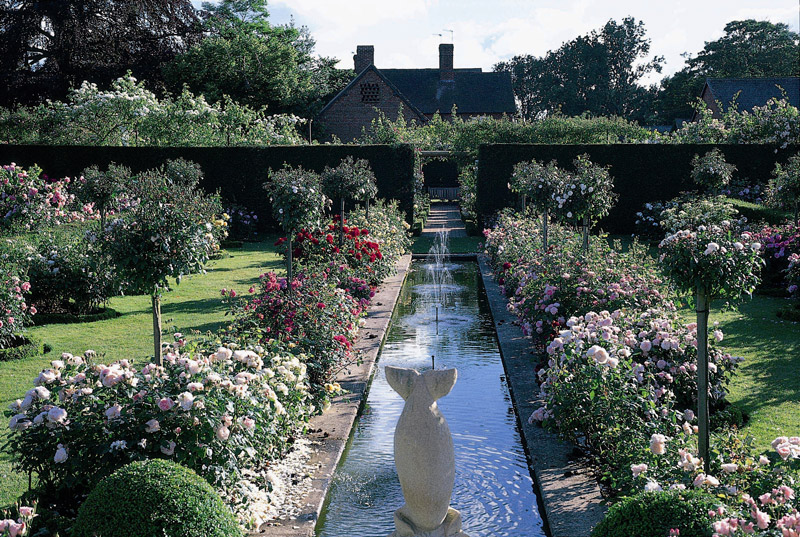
[
  {"xmin": 424, "ymin": 369, "xmax": 457, "ymax": 401},
  {"xmin": 385, "ymin": 366, "xmax": 419, "ymax": 400}
]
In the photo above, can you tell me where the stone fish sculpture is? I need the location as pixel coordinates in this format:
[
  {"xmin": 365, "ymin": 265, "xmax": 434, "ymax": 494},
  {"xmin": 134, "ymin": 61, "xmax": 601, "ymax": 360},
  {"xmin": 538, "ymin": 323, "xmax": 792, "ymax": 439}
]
[{"xmin": 385, "ymin": 365, "xmax": 470, "ymax": 537}]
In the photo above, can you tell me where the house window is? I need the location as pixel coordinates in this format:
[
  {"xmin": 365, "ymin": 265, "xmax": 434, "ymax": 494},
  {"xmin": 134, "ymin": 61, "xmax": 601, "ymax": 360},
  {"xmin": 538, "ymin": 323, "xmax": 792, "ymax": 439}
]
[{"xmin": 360, "ymin": 83, "xmax": 380, "ymax": 103}]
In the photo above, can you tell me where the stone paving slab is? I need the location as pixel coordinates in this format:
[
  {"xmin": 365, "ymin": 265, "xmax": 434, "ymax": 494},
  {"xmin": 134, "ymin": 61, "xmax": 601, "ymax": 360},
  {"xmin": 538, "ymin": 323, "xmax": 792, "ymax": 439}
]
[
  {"xmin": 421, "ymin": 203, "xmax": 467, "ymax": 238},
  {"xmin": 477, "ymin": 255, "xmax": 607, "ymax": 537},
  {"xmin": 255, "ymin": 255, "xmax": 412, "ymax": 537}
]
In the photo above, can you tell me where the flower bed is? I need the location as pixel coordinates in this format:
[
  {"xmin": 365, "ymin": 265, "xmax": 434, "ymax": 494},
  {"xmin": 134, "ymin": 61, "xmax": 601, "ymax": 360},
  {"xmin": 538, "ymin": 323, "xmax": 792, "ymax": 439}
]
[
  {"xmin": 484, "ymin": 211, "xmax": 798, "ymax": 535},
  {"xmin": 5, "ymin": 340, "xmax": 314, "ymax": 524}
]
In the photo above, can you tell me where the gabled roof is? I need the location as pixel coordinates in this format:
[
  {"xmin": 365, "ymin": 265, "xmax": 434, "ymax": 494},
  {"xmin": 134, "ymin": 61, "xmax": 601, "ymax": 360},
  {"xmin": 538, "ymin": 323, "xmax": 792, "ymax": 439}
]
[
  {"xmin": 317, "ymin": 65, "xmax": 428, "ymax": 119},
  {"xmin": 704, "ymin": 77, "xmax": 800, "ymax": 112},
  {"xmin": 381, "ymin": 68, "xmax": 516, "ymax": 115}
]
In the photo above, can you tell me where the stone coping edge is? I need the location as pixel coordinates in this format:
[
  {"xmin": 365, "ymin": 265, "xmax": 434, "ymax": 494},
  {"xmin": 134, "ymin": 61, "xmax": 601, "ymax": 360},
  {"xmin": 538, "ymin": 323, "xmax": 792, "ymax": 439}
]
[
  {"xmin": 477, "ymin": 255, "xmax": 607, "ymax": 537},
  {"xmin": 410, "ymin": 253, "xmax": 477, "ymax": 260},
  {"xmin": 255, "ymin": 254, "xmax": 412, "ymax": 537}
]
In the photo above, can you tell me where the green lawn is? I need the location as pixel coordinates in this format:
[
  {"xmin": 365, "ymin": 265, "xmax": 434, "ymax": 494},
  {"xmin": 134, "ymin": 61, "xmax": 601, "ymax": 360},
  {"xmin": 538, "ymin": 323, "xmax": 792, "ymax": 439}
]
[
  {"xmin": 0, "ymin": 240, "xmax": 281, "ymax": 507},
  {"xmin": 678, "ymin": 294, "xmax": 800, "ymax": 450}
]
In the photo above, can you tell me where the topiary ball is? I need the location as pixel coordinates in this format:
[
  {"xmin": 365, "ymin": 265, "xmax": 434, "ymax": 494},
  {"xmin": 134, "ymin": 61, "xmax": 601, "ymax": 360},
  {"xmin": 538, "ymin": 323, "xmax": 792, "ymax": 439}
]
[
  {"xmin": 592, "ymin": 489, "xmax": 722, "ymax": 537},
  {"xmin": 72, "ymin": 459, "xmax": 242, "ymax": 537}
]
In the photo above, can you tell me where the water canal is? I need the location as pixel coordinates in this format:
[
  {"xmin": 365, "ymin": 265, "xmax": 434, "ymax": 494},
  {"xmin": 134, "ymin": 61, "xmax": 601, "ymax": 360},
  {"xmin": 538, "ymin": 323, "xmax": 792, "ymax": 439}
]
[{"xmin": 316, "ymin": 253, "xmax": 546, "ymax": 537}]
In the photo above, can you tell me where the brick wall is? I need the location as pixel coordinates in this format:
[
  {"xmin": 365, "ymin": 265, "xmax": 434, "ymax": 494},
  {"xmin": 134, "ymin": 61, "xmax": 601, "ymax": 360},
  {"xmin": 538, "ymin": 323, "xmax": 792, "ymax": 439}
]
[{"xmin": 316, "ymin": 70, "xmax": 426, "ymax": 142}]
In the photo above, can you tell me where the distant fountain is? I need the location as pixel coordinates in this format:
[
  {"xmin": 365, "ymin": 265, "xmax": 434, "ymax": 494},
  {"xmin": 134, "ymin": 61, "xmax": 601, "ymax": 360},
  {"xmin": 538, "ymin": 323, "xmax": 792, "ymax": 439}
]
[
  {"xmin": 425, "ymin": 229, "xmax": 453, "ymax": 336},
  {"xmin": 385, "ymin": 366, "xmax": 470, "ymax": 537}
]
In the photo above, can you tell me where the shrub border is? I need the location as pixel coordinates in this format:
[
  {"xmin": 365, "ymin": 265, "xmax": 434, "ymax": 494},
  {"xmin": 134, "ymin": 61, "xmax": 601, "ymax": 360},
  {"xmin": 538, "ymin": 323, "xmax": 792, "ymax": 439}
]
[
  {"xmin": 30, "ymin": 307, "xmax": 121, "ymax": 326},
  {"xmin": 0, "ymin": 335, "xmax": 46, "ymax": 362}
]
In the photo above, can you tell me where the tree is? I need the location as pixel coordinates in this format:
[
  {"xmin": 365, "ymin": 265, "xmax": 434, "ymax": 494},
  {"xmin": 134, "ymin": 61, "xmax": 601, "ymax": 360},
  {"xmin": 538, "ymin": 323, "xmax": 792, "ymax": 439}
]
[
  {"xmin": 655, "ymin": 20, "xmax": 800, "ymax": 121},
  {"xmin": 163, "ymin": 0, "xmax": 351, "ymax": 116},
  {"xmin": 494, "ymin": 17, "xmax": 663, "ymax": 123},
  {"xmin": 0, "ymin": 0, "xmax": 202, "ymax": 105},
  {"xmin": 106, "ymin": 159, "xmax": 221, "ymax": 364}
]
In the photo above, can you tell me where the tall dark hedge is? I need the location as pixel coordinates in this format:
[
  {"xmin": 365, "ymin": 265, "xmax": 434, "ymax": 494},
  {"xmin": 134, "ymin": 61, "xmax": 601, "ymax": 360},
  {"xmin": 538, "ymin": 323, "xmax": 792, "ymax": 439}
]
[
  {"xmin": 0, "ymin": 144, "xmax": 416, "ymax": 228},
  {"xmin": 476, "ymin": 144, "xmax": 792, "ymax": 233}
]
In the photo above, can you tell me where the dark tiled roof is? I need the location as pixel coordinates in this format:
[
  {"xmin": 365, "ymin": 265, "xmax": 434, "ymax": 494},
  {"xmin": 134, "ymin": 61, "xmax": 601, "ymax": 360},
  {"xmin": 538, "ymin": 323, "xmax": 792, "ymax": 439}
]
[
  {"xmin": 706, "ymin": 77, "xmax": 800, "ymax": 112},
  {"xmin": 380, "ymin": 68, "xmax": 517, "ymax": 115}
]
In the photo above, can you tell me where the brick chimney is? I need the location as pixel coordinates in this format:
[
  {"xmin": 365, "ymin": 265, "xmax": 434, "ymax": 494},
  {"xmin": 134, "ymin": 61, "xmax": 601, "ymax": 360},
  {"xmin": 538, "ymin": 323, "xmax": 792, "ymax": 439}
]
[
  {"xmin": 439, "ymin": 43, "xmax": 454, "ymax": 81},
  {"xmin": 353, "ymin": 45, "xmax": 374, "ymax": 74}
]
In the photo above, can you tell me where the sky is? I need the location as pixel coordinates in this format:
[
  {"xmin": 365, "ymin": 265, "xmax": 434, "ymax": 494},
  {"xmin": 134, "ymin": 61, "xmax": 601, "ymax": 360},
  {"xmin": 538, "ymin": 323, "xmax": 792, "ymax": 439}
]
[{"xmin": 193, "ymin": 0, "xmax": 800, "ymax": 86}]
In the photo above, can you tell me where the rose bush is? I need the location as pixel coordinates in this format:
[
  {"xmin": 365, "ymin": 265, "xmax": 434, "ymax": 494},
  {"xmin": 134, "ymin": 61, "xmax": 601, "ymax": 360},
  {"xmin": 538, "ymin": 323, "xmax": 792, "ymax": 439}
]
[
  {"xmin": 225, "ymin": 272, "xmax": 363, "ymax": 394},
  {"xmin": 0, "ymin": 505, "xmax": 35, "ymax": 537},
  {"xmin": 659, "ymin": 195, "xmax": 743, "ymax": 234},
  {"xmin": 659, "ymin": 222, "xmax": 764, "ymax": 300},
  {"xmin": 105, "ymin": 159, "xmax": 223, "ymax": 362},
  {"xmin": 346, "ymin": 199, "xmax": 412, "ymax": 271},
  {"xmin": 225, "ymin": 205, "xmax": 259, "ymax": 241},
  {"xmin": 0, "ymin": 164, "xmax": 75, "ymax": 234},
  {"xmin": 0, "ymin": 256, "xmax": 34, "ymax": 349},
  {"xmin": 766, "ymin": 152, "xmax": 800, "ymax": 222},
  {"xmin": 4, "ymin": 340, "xmax": 313, "ymax": 523},
  {"xmin": 533, "ymin": 308, "xmax": 741, "ymax": 493},
  {"xmin": 628, "ymin": 429, "xmax": 800, "ymax": 537},
  {"xmin": 487, "ymin": 220, "xmax": 672, "ymax": 342},
  {"xmin": 691, "ymin": 149, "xmax": 736, "ymax": 194},
  {"xmin": 14, "ymin": 228, "xmax": 117, "ymax": 316}
]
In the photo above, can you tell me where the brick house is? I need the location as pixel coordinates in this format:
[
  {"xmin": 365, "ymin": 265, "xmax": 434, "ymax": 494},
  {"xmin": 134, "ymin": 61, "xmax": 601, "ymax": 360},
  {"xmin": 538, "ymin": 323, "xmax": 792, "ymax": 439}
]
[
  {"xmin": 316, "ymin": 44, "xmax": 516, "ymax": 142},
  {"xmin": 692, "ymin": 77, "xmax": 799, "ymax": 121}
]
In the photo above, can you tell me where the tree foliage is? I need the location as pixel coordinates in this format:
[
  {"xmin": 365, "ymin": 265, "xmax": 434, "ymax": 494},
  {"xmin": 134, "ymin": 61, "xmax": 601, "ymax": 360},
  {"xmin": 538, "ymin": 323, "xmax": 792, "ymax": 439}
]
[
  {"xmin": 163, "ymin": 0, "xmax": 351, "ymax": 116},
  {"xmin": 494, "ymin": 17, "xmax": 663, "ymax": 123},
  {"xmin": 656, "ymin": 20, "xmax": 800, "ymax": 121},
  {"xmin": 0, "ymin": 0, "xmax": 202, "ymax": 105}
]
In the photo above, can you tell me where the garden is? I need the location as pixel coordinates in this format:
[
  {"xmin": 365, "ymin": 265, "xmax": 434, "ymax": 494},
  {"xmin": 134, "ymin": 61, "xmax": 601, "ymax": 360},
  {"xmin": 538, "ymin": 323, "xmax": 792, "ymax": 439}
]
[
  {"xmin": 0, "ymin": 154, "xmax": 412, "ymax": 536},
  {"xmin": 483, "ymin": 147, "xmax": 800, "ymax": 537}
]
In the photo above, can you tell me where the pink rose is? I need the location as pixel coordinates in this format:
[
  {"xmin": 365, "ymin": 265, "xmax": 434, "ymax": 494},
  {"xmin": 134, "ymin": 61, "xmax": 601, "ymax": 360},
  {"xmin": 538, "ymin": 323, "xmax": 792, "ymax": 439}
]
[
  {"xmin": 145, "ymin": 419, "xmax": 160, "ymax": 433},
  {"xmin": 158, "ymin": 397, "xmax": 175, "ymax": 411},
  {"xmin": 754, "ymin": 509, "xmax": 770, "ymax": 529},
  {"xmin": 105, "ymin": 404, "xmax": 122, "ymax": 420},
  {"xmin": 630, "ymin": 463, "xmax": 648, "ymax": 477},
  {"xmin": 215, "ymin": 425, "xmax": 230, "ymax": 441}
]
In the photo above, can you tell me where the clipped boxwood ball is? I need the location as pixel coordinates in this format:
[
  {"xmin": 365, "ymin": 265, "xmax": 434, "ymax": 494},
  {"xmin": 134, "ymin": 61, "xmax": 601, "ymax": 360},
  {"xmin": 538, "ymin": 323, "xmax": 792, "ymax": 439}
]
[
  {"xmin": 592, "ymin": 489, "xmax": 721, "ymax": 537},
  {"xmin": 73, "ymin": 459, "xmax": 242, "ymax": 537}
]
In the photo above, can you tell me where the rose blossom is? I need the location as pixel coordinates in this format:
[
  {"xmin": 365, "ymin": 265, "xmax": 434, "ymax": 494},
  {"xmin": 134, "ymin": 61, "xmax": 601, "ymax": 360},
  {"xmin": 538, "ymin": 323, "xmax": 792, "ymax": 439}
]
[
  {"xmin": 215, "ymin": 425, "xmax": 230, "ymax": 441},
  {"xmin": 105, "ymin": 404, "xmax": 122, "ymax": 420},
  {"xmin": 145, "ymin": 419, "xmax": 160, "ymax": 433},
  {"xmin": 721, "ymin": 463, "xmax": 738, "ymax": 474},
  {"xmin": 650, "ymin": 433, "xmax": 667, "ymax": 455},
  {"xmin": 631, "ymin": 463, "xmax": 648, "ymax": 477},
  {"xmin": 54, "ymin": 444, "xmax": 68, "ymax": 463},
  {"xmin": 46, "ymin": 407, "xmax": 67, "ymax": 424},
  {"xmin": 158, "ymin": 397, "xmax": 175, "ymax": 411},
  {"xmin": 177, "ymin": 392, "xmax": 194, "ymax": 411}
]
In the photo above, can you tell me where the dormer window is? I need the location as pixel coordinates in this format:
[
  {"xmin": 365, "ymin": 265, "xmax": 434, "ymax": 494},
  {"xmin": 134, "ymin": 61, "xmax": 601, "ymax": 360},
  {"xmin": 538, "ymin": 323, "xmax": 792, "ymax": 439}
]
[{"xmin": 360, "ymin": 83, "xmax": 380, "ymax": 103}]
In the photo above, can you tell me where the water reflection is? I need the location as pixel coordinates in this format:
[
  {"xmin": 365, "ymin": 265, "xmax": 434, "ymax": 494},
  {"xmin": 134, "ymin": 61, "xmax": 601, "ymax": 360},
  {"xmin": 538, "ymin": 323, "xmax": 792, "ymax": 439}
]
[{"xmin": 316, "ymin": 261, "xmax": 545, "ymax": 537}]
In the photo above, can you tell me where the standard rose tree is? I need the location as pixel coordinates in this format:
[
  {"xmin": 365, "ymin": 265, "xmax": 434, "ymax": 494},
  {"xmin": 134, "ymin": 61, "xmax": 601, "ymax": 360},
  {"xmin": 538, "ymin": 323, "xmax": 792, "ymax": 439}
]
[
  {"xmin": 321, "ymin": 157, "xmax": 377, "ymax": 245},
  {"xmin": 767, "ymin": 152, "xmax": 800, "ymax": 223},
  {"xmin": 264, "ymin": 165, "xmax": 328, "ymax": 281},
  {"xmin": 106, "ymin": 159, "xmax": 222, "ymax": 364},
  {"xmin": 74, "ymin": 163, "xmax": 130, "ymax": 230},
  {"xmin": 510, "ymin": 159, "xmax": 562, "ymax": 251},
  {"xmin": 659, "ymin": 222, "xmax": 764, "ymax": 470},
  {"xmin": 567, "ymin": 154, "xmax": 618, "ymax": 252},
  {"xmin": 690, "ymin": 148, "xmax": 736, "ymax": 195}
]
